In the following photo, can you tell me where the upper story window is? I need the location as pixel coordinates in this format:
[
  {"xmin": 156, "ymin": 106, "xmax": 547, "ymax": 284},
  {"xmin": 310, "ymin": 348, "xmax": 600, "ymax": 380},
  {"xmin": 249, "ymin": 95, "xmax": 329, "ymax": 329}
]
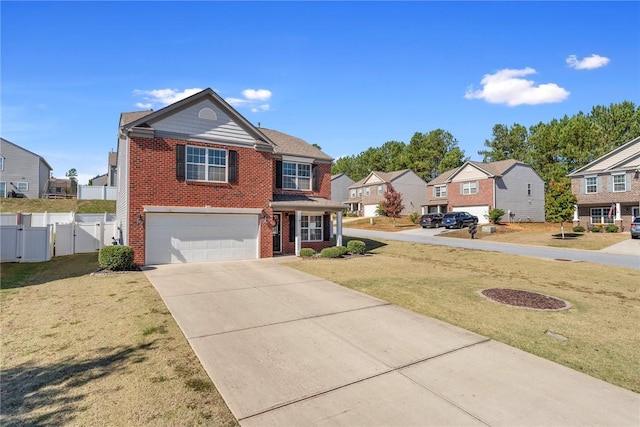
[
  {"xmin": 461, "ymin": 181, "xmax": 477, "ymax": 195},
  {"xmin": 527, "ymin": 183, "xmax": 532, "ymax": 196},
  {"xmin": 585, "ymin": 176, "xmax": 597, "ymax": 194},
  {"xmin": 357, "ymin": 189, "xmax": 362, "ymax": 197},
  {"xmin": 377, "ymin": 185, "xmax": 383, "ymax": 195},
  {"xmin": 365, "ymin": 187, "xmax": 370, "ymax": 196},
  {"xmin": 350, "ymin": 189, "xmax": 356, "ymax": 198},
  {"xmin": 0, "ymin": 157, "xmax": 4, "ymax": 171},
  {"xmin": 612, "ymin": 174, "xmax": 626, "ymax": 192},
  {"xmin": 434, "ymin": 185, "xmax": 447, "ymax": 198},
  {"xmin": 283, "ymin": 161, "xmax": 311, "ymax": 190},
  {"xmin": 186, "ymin": 146, "xmax": 227, "ymax": 182}
]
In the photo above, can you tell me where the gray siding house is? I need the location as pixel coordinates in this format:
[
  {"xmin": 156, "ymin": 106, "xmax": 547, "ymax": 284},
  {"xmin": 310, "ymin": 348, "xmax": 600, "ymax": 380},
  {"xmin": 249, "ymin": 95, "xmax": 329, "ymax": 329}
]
[
  {"xmin": 331, "ymin": 173, "xmax": 355, "ymax": 204},
  {"xmin": 0, "ymin": 138, "xmax": 52, "ymax": 198},
  {"xmin": 346, "ymin": 169, "xmax": 427, "ymax": 217}
]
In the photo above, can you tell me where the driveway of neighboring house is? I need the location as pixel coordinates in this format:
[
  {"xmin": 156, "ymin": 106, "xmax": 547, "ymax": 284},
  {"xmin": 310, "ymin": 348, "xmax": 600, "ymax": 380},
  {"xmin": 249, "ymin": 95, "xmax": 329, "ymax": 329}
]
[{"xmin": 144, "ymin": 259, "xmax": 639, "ymax": 426}]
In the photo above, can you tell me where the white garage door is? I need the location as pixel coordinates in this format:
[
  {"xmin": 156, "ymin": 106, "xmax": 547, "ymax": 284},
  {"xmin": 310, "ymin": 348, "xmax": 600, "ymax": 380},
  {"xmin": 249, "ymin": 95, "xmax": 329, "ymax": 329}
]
[
  {"xmin": 453, "ymin": 206, "xmax": 489, "ymax": 223},
  {"xmin": 145, "ymin": 213, "xmax": 258, "ymax": 264},
  {"xmin": 363, "ymin": 204, "xmax": 378, "ymax": 217}
]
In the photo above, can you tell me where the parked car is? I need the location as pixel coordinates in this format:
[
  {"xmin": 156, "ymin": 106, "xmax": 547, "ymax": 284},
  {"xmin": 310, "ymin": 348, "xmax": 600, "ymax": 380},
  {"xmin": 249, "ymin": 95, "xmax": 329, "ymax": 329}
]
[
  {"xmin": 419, "ymin": 213, "xmax": 443, "ymax": 228},
  {"xmin": 442, "ymin": 212, "xmax": 478, "ymax": 229},
  {"xmin": 630, "ymin": 217, "xmax": 640, "ymax": 239}
]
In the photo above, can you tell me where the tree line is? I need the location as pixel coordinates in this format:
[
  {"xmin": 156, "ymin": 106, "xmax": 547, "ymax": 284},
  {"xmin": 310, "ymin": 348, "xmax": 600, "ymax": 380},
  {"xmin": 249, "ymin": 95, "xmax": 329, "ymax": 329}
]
[{"xmin": 332, "ymin": 101, "xmax": 640, "ymax": 186}]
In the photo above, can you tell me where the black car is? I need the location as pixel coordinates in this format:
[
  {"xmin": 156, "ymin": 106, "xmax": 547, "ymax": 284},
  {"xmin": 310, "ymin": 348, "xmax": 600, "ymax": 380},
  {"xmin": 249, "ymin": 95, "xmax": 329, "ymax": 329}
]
[
  {"xmin": 441, "ymin": 212, "xmax": 478, "ymax": 229},
  {"xmin": 419, "ymin": 213, "xmax": 443, "ymax": 228}
]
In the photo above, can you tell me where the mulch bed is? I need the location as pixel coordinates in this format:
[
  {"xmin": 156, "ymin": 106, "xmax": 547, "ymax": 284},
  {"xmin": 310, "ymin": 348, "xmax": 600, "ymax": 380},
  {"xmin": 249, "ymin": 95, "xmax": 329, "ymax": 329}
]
[{"xmin": 481, "ymin": 288, "xmax": 570, "ymax": 310}]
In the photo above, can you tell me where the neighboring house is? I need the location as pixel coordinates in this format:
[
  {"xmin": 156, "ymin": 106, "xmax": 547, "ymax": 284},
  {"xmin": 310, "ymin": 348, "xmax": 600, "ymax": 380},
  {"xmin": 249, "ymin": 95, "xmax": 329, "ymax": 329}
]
[
  {"xmin": 331, "ymin": 173, "xmax": 355, "ymax": 204},
  {"xmin": 91, "ymin": 173, "xmax": 108, "ymax": 186},
  {"xmin": 424, "ymin": 159, "xmax": 545, "ymax": 223},
  {"xmin": 346, "ymin": 169, "xmax": 427, "ymax": 217},
  {"xmin": 108, "ymin": 151, "xmax": 117, "ymax": 186},
  {"xmin": 116, "ymin": 88, "xmax": 344, "ymax": 265},
  {"xmin": 0, "ymin": 138, "xmax": 53, "ymax": 198},
  {"xmin": 567, "ymin": 135, "xmax": 640, "ymax": 231}
]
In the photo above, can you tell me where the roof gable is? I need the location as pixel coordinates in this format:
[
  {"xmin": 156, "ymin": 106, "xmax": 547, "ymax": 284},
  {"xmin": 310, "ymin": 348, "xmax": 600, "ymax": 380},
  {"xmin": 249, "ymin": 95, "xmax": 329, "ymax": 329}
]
[
  {"xmin": 568, "ymin": 136, "xmax": 640, "ymax": 176},
  {"xmin": 0, "ymin": 137, "xmax": 53, "ymax": 171},
  {"xmin": 258, "ymin": 128, "xmax": 333, "ymax": 162}
]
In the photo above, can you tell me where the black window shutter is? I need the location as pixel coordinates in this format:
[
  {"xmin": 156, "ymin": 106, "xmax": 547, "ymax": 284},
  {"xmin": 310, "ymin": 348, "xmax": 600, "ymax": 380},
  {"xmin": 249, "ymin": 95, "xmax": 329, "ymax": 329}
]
[
  {"xmin": 176, "ymin": 144, "xmax": 185, "ymax": 180},
  {"xmin": 312, "ymin": 164, "xmax": 319, "ymax": 191},
  {"xmin": 228, "ymin": 150, "xmax": 238, "ymax": 183},
  {"xmin": 288, "ymin": 214, "xmax": 295, "ymax": 242},
  {"xmin": 323, "ymin": 214, "xmax": 331, "ymax": 241},
  {"xmin": 276, "ymin": 161, "xmax": 283, "ymax": 188}
]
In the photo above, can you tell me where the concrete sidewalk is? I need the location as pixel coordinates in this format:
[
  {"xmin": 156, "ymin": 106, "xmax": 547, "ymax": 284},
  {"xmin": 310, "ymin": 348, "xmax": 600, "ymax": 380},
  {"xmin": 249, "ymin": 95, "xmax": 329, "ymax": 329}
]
[{"xmin": 145, "ymin": 259, "xmax": 639, "ymax": 426}]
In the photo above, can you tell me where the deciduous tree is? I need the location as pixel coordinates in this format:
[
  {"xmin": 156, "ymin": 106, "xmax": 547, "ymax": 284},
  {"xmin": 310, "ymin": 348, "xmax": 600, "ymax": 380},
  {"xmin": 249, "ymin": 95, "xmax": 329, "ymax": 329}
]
[
  {"xmin": 381, "ymin": 183, "xmax": 404, "ymax": 227},
  {"xmin": 545, "ymin": 180, "xmax": 577, "ymax": 239}
]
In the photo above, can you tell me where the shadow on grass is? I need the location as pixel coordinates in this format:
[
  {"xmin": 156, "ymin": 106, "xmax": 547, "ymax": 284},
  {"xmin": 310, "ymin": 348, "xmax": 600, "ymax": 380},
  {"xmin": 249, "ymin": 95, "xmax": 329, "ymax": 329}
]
[
  {"xmin": 0, "ymin": 253, "xmax": 99, "ymax": 290},
  {"xmin": 551, "ymin": 233, "xmax": 582, "ymax": 240},
  {"xmin": 0, "ymin": 341, "xmax": 156, "ymax": 426},
  {"xmin": 343, "ymin": 236, "xmax": 388, "ymax": 252}
]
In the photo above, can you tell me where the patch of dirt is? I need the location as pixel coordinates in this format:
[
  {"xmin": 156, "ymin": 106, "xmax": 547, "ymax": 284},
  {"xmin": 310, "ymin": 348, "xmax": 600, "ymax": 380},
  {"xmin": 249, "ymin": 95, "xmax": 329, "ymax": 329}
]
[
  {"xmin": 91, "ymin": 267, "xmax": 142, "ymax": 276},
  {"xmin": 481, "ymin": 288, "xmax": 570, "ymax": 310}
]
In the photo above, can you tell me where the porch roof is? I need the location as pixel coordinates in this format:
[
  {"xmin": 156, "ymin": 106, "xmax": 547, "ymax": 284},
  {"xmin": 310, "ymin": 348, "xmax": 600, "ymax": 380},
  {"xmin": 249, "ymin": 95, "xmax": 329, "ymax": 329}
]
[{"xmin": 270, "ymin": 194, "xmax": 345, "ymax": 212}]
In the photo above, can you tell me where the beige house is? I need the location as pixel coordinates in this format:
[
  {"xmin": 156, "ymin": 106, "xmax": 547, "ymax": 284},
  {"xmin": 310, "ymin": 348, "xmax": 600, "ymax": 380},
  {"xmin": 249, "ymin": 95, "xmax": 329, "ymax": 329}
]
[{"xmin": 568, "ymin": 136, "xmax": 640, "ymax": 231}]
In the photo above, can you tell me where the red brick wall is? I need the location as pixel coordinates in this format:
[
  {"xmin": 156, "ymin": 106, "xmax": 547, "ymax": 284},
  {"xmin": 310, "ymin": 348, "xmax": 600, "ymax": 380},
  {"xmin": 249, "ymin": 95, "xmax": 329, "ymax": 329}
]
[
  {"xmin": 280, "ymin": 214, "xmax": 333, "ymax": 255},
  {"xmin": 447, "ymin": 179, "xmax": 494, "ymax": 209},
  {"xmin": 126, "ymin": 136, "xmax": 274, "ymax": 264},
  {"xmin": 272, "ymin": 161, "xmax": 332, "ymax": 199}
]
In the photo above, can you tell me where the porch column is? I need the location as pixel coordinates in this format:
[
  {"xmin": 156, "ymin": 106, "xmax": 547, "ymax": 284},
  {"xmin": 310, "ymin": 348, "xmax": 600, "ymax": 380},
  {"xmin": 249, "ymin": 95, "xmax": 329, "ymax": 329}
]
[
  {"xmin": 295, "ymin": 210, "xmax": 302, "ymax": 256},
  {"xmin": 336, "ymin": 211, "xmax": 343, "ymax": 247},
  {"xmin": 573, "ymin": 205, "xmax": 579, "ymax": 222},
  {"xmin": 615, "ymin": 202, "xmax": 621, "ymax": 221}
]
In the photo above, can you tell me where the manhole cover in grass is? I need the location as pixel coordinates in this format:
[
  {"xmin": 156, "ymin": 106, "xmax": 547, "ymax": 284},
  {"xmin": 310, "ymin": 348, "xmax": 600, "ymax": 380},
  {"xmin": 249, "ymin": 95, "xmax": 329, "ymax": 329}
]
[{"xmin": 481, "ymin": 288, "xmax": 570, "ymax": 310}]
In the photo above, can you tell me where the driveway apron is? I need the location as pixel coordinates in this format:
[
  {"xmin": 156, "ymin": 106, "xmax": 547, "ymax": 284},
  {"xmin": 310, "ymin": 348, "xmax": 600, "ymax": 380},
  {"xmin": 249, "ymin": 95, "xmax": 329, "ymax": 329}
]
[{"xmin": 144, "ymin": 259, "xmax": 639, "ymax": 426}]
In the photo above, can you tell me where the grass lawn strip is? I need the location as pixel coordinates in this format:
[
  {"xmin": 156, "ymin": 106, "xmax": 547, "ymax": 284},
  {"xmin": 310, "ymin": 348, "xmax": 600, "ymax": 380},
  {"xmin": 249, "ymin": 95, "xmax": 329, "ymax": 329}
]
[
  {"xmin": 286, "ymin": 238, "xmax": 640, "ymax": 393},
  {"xmin": 1, "ymin": 253, "xmax": 237, "ymax": 426}
]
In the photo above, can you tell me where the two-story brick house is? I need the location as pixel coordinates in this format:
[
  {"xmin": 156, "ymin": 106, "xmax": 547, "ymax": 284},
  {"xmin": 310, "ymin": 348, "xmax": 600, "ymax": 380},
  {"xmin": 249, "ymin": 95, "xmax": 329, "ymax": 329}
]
[
  {"xmin": 346, "ymin": 169, "xmax": 427, "ymax": 217},
  {"xmin": 424, "ymin": 159, "xmax": 545, "ymax": 223},
  {"xmin": 567, "ymin": 136, "xmax": 640, "ymax": 231},
  {"xmin": 116, "ymin": 88, "xmax": 344, "ymax": 265}
]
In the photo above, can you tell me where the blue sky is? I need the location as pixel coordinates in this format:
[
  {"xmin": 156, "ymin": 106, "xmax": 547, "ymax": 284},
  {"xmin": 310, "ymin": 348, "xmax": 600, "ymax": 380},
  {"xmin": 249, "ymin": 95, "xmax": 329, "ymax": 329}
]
[{"xmin": 2, "ymin": 1, "xmax": 639, "ymax": 185}]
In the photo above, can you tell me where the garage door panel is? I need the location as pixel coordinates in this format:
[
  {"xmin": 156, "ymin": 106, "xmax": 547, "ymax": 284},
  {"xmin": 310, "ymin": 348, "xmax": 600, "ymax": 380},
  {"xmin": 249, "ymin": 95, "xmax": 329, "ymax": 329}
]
[
  {"xmin": 145, "ymin": 213, "xmax": 258, "ymax": 264},
  {"xmin": 453, "ymin": 206, "xmax": 489, "ymax": 223}
]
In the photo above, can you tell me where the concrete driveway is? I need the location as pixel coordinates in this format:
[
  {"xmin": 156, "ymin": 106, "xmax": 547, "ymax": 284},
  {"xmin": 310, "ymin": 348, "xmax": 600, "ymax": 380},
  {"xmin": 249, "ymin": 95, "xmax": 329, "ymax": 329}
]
[{"xmin": 144, "ymin": 259, "xmax": 639, "ymax": 426}]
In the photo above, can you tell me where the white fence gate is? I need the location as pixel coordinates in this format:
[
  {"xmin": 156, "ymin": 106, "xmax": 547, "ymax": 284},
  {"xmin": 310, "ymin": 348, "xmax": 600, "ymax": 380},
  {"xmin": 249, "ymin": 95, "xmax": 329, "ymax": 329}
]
[
  {"xmin": 0, "ymin": 226, "xmax": 53, "ymax": 263},
  {"xmin": 53, "ymin": 222, "xmax": 118, "ymax": 256}
]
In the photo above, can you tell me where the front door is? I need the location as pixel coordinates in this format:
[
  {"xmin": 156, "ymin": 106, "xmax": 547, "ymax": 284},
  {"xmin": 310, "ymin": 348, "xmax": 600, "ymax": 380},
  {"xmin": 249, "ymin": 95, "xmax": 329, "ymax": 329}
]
[{"xmin": 272, "ymin": 213, "xmax": 282, "ymax": 253}]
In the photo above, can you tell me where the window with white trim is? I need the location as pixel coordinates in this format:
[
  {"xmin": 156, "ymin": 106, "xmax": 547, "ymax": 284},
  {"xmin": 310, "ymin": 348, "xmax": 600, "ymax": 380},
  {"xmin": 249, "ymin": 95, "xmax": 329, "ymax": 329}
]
[
  {"xmin": 612, "ymin": 174, "xmax": 626, "ymax": 192},
  {"xmin": 357, "ymin": 189, "xmax": 362, "ymax": 197},
  {"xmin": 365, "ymin": 187, "xmax": 370, "ymax": 196},
  {"xmin": 301, "ymin": 215, "xmax": 323, "ymax": 241},
  {"xmin": 0, "ymin": 182, "xmax": 6, "ymax": 198},
  {"xmin": 350, "ymin": 189, "xmax": 356, "ymax": 198},
  {"xmin": 590, "ymin": 207, "xmax": 614, "ymax": 225},
  {"xmin": 283, "ymin": 161, "xmax": 311, "ymax": 190},
  {"xmin": 377, "ymin": 185, "xmax": 383, "ymax": 195},
  {"xmin": 16, "ymin": 182, "xmax": 28, "ymax": 192},
  {"xmin": 585, "ymin": 176, "xmax": 597, "ymax": 194},
  {"xmin": 186, "ymin": 146, "xmax": 227, "ymax": 182},
  {"xmin": 0, "ymin": 157, "xmax": 4, "ymax": 171},
  {"xmin": 434, "ymin": 185, "xmax": 447, "ymax": 198},
  {"xmin": 461, "ymin": 181, "xmax": 477, "ymax": 195}
]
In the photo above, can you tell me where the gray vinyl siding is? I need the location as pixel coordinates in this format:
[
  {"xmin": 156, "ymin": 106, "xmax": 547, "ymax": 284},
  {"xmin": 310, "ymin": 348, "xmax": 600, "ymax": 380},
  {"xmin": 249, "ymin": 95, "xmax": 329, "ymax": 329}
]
[
  {"xmin": 391, "ymin": 171, "xmax": 428, "ymax": 215},
  {"xmin": 0, "ymin": 139, "xmax": 51, "ymax": 198},
  {"xmin": 331, "ymin": 175, "xmax": 355, "ymax": 203},
  {"xmin": 150, "ymin": 100, "xmax": 255, "ymax": 145},
  {"xmin": 116, "ymin": 136, "xmax": 129, "ymax": 245},
  {"xmin": 494, "ymin": 164, "xmax": 545, "ymax": 222}
]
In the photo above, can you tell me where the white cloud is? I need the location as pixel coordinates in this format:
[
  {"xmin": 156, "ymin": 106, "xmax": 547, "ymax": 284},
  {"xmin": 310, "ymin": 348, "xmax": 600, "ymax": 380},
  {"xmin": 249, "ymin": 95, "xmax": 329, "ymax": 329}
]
[
  {"xmin": 242, "ymin": 89, "xmax": 272, "ymax": 101},
  {"xmin": 132, "ymin": 88, "xmax": 203, "ymax": 108},
  {"xmin": 251, "ymin": 104, "xmax": 270, "ymax": 113},
  {"xmin": 465, "ymin": 68, "xmax": 569, "ymax": 106},
  {"xmin": 566, "ymin": 54, "xmax": 610, "ymax": 70},
  {"xmin": 225, "ymin": 97, "xmax": 250, "ymax": 107}
]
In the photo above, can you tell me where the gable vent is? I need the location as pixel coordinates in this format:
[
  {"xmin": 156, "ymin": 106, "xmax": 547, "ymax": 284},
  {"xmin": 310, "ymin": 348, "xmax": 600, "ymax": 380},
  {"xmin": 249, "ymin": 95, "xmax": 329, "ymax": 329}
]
[{"xmin": 198, "ymin": 108, "xmax": 217, "ymax": 121}]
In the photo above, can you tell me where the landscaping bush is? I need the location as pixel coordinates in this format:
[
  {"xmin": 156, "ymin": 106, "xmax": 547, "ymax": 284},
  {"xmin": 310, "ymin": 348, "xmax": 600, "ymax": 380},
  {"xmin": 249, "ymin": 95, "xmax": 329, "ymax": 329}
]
[
  {"xmin": 487, "ymin": 208, "xmax": 506, "ymax": 224},
  {"xmin": 605, "ymin": 224, "xmax": 619, "ymax": 233},
  {"xmin": 320, "ymin": 247, "xmax": 343, "ymax": 258},
  {"xmin": 346, "ymin": 240, "xmax": 366, "ymax": 255},
  {"xmin": 336, "ymin": 246, "xmax": 349, "ymax": 256},
  {"xmin": 375, "ymin": 203, "xmax": 386, "ymax": 216},
  {"xmin": 590, "ymin": 226, "xmax": 601, "ymax": 233},
  {"xmin": 98, "ymin": 246, "xmax": 135, "ymax": 271},
  {"xmin": 409, "ymin": 212, "xmax": 419, "ymax": 224},
  {"xmin": 572, "ymin": 225, "xmax": 585, "ymax": 233},
  {"xmin": 299, "ymin": 248, "xmax": 316, "ymax": 258}
]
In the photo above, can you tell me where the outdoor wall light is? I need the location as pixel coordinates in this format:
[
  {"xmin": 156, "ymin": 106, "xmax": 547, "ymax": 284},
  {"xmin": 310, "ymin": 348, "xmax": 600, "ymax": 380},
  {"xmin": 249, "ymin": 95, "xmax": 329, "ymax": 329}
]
[{"xmin": 136, "ymin": 214, "xmax": 144, "ymax": 225}]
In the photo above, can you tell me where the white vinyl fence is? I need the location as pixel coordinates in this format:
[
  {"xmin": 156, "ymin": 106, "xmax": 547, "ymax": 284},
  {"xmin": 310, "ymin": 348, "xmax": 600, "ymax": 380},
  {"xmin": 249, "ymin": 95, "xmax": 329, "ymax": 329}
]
[
  {"xmin": 77, "ymin": 185, "xmax": 117, "ymax": 200},
  {"xmin": 0, "ymin": 211, "xmax": 119, "ymax": 263}
]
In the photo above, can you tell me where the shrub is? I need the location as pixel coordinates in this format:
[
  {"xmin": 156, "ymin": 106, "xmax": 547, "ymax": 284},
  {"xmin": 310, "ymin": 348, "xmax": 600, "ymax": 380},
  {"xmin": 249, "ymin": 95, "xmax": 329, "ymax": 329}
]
[
  {"xmin": 590, "ymin": 226, "xmax": 601, "ymax": 233},
  {"xmin": 409, "ymin": 212, "xmax": 419, "ymax": 224},
  {"xmin": 605, "ymin": 224, "xmax": 619, "ymax": 233},
  {"xmin": 572, "ymin": 225, "xmax": 585, "ymax": 233},
  {"xmin": 346, "ymin": 240, "xmax": 366, "ymax": 255},
  {"xmin": 335, "ymin": 246, "xmax": 349, "ymax": 256},
  {"xmin": 299, "ymin": 248, "xmax": 316, "ymax": 258},
  {"xmin": 375, "ymin": 203, "xmax": 386, "ymax": 216},
  {"xmin": 320, "ymin": 247, "xmax": 343, "ymax": 258},
  {"xmin": 98, "ymin": 246, "xmax": 135, "ymax": 271},
  {"xmin": 487, "ymin": 208, "xmax": 506, "ymax": 224}
]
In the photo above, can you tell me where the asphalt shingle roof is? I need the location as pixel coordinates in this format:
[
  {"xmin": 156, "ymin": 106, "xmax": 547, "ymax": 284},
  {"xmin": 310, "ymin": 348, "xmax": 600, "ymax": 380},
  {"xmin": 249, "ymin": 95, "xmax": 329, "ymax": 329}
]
[{"xmin": 258, "ymin": 128, "xmax": 333, "ymax": 161}]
